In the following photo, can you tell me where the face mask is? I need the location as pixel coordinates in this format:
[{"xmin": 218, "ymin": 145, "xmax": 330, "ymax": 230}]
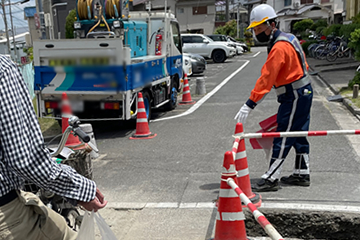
[{"xmin": 256, "ymin": 31, "xmax": 270, "ymax": 43}]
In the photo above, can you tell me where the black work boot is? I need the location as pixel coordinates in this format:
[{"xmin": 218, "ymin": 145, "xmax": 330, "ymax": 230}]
[
  {"xmin": 280, "ymin": 174, "xmax": 310, "ymax": 186},
  {"xmin": 252, "ymin": 178, "xmax": 280, "ymax": 192}
]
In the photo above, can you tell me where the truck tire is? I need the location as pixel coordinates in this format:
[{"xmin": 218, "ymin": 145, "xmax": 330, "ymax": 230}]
[
  {"xmin": 164, "ymin": 80, "xmax": 178, "ymax": 111},
  {"xmin": 142, "ymin": 91, "xmax": 152, "ymax": 121},
  {"xmin": 212, "ymin": 50, "xmax": 226, "ymax": 63}
]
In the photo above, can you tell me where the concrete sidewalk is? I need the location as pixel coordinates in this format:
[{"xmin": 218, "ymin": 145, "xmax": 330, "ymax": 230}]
[
  {"xmin": 307, "ymin": 57, "xmax": 359, "ymax": 94},
  {"xmin": 307, "ymin": 57, "xmax": 360, "ymax": 120}
]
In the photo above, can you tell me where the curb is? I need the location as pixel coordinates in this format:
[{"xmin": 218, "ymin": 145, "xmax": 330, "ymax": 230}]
[{"xmin": 310, "ymin": 65, "xmax": 360, "ymax": 121}]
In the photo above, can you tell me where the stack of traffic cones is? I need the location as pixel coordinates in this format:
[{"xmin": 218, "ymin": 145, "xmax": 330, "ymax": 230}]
[
  {"xmin": 61, "ymin": 92, "xmax": 83, "ymax": 148},
  {"xmin": 179, "ymin": 74, "xmax": 196, "ymax": 105},
  {"xmin": 130, "ymin": 92, "xmax": 157, "ymax": 140},
  {"xmin": 212, "ymin": 151, "xmax": 247, "ymax": 240},
  {"xmin": 234, "ymin": 123, "xmax": 262, "ymax": 207}
]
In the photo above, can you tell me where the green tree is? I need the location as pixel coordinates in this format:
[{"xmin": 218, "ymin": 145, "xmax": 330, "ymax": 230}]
[
  {"xmin": 349, "ymin": 28, "xmax": 360, "ymax": 61},
  {"xmin": 214, "ymin": 20, "xmax": 237, "ymax": 37},
  {"xmin": 65, "ymin": 9, "xmax": 77, "ymax": 39},
  {"xmin": 293, "ymin": 19, "xmax": 314, "ymax": 32}
]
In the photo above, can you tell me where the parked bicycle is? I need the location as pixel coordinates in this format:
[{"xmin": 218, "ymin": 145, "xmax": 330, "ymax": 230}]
[
  {"xmin": 23, "ymin": 115, "xmax": 98, "ymax": 231},
  {"xmin": 326, "ymin": 38, "xmax": 354, "ymax": 62},
  {"xmin": 314, "ymin": 35, "xmax": 341, "ymax": 60}
]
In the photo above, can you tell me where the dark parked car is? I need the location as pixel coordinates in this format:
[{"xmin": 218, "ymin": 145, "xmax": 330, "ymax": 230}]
[{"xmin": 183, "ymin": 53, "xmax": 206, "ymax": 74}]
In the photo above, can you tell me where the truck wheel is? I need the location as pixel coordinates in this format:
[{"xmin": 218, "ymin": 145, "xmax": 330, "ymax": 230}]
[
  {"xmin": 142, "ymin": 91, "xmax": 152, "ymax": 121},
  {"xmin": 165, "ymin": 80, "xmax": 178, "ymax": 110},
  {"xmin": 212, "ymin": 50, "xmax": 226, "ymax": 63}
]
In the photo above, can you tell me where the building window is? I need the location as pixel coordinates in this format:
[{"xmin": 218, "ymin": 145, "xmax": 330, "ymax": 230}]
[
  {"xmin": 284, "ymin": 0, "xmax": 291, "ymax": 6},
  {"xmin": 177, "ymin": 8, "xmax": 184, "ymax": 14},
  {"xmin": 301, "ymin": 0, "xmax": 314, "ymax": 4},
  {"xmin": 193, "ymin": 6, "xmax": 207, "ymax": 15},
  {"xmin": 321, "ymin": 0, "xmax": 330, "ymax": 3}
]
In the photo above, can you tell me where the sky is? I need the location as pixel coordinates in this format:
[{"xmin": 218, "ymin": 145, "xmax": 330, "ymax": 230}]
[{"xmin": 0, "ymin": 0, "xmax": 36, "ymax": 34}]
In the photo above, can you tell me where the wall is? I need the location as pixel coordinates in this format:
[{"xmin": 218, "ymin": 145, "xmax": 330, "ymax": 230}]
[
  {"xmin": 346, "ymin": 0, "xmax": 360, "ymax": 21},
  {"xmin": 176, "ymin": 1, "xmax": 216, "ymax": 34}
]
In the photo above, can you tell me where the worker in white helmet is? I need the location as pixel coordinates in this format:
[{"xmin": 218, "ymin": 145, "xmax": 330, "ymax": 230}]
[{"xmin": 234, "ymin": 4, "xmax": 313, "ymax": 192}]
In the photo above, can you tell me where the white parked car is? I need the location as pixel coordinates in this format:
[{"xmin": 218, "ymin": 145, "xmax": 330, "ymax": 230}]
[
  {"xmin": 181, "ymin": 34, "xmax": 236, "ymax": 63},
  {"xmin": 183, "ymin": 54, "xmax": 192, "ymax": 77},
  {"xmin": 227, "ymin": 36, "xmax": 249, "ymax": 52},
  {"xmin": 207, "ymin": 34, "xmax": 243, "ymax": 55}
]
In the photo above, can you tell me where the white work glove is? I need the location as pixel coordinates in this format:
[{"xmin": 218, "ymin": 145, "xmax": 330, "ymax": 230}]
[{"xmin": 234, "ymin": 104, "xmax": 252, "ymax": 123}]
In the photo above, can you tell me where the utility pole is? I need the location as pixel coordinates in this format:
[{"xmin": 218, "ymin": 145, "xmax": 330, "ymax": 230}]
[
  {"xmin": 36, "ymin": 0, "xmax": 46, "ymax": 39},
  {"xmin": 237, "ymin": 3, "xmax": 239, "ymax": 38},
  {"xmin": 1, "ymin": 0, "xmax": 11, "ymax": 55},
  {"xmin": 8, "ymin": 0, "xmax": 17, "ymax": 62},
  {"xmin": 225, "ymin": 0, "xmax": 229, "ymax": 22}
]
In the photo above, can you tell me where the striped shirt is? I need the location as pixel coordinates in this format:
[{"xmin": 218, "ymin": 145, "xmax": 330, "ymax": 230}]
[{"xmin": 0, "ymin": 55, "xmax": 96, "ymax": 202}]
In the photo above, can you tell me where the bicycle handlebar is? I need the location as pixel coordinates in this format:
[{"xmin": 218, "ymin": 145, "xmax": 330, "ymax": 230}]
[
  {"xmin": 73, "ymin": 127, "xmax": 90, "ymax": 143},
  {"xmin": 50, "ymin": 116, "xmax": 91, "ymax": 157}
]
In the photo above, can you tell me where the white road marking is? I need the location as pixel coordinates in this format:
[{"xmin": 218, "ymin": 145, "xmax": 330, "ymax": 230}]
[
  {"xmin": 106, "ymin": 201, "xmax": 360, "ymax": 213},
  {"xmin": 252, "ymin": 51, "xmax": 261, "ymax": 57},
  {"xmin": 151, "ymin": 60, "xmax": 250, "ymax": 122}
]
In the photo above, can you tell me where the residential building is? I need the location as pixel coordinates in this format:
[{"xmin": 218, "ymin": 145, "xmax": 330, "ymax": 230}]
[
  {"xmin": 134, "ymin": 0, "xmax": 217, "ymax": 34},
  {"xmin": 216, "ymin": 1, "xmax": 248, "ymax": 27},
  {"xmin": 344, "ymin": 0, "xmax": 360, "ymax": 23},
  {"xmin": 244, "ymin": 0, "xmax": 343, "ymax": 33},
  {"xmin": 175, "ymin": 0, "xmax": 216, "ymax": 34}
]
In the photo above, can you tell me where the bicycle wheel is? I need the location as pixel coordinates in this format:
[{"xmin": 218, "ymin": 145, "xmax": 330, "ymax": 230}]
[
  {"xmin": 326, "ymin": 50, "xmax": 337, "ymax": 62},
  {"xmin": 307, "ymin": 43, "xmax": 317, "ymax": 58},
  {"xmin": 315, "ymin": 46, "xmax": 326, "ymax": 60}
]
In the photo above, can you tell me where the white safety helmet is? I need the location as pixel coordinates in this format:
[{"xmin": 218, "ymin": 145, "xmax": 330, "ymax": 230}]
[{"xmin": 247, "ymin": 4, "xmax": 277, "ymax": 30}]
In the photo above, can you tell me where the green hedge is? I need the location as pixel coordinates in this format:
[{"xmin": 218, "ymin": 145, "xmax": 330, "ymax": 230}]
[
  {"xmin": 323, "ymin": 24, "xmax": 342, "ymax": 37},
  {"xmin": 349, "ymin": 72, "xmax": 360, "ymax": 89},
  {"xmin": 301, "ymin": 40, "xmax": 318, "ymax": 56},
  {"xmin": 339, "ymin": 23, "xmax": 360, "ymax": 41}
]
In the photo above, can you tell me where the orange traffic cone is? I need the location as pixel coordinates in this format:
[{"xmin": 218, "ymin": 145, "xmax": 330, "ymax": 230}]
[
  {"xmin": 130, "ymin": 92, "xmax": 157, "ymax": 140},
  {"xmin": 213, "ymin": 151, "xmax": 247, "ymax": 240},
  {"xmin": 61, "ymin": 93, "xmax": 83, "ymax": 148},
  {"xmin": 234, "ymin": 123, "xmax": 262, "ymax": 208},
  {"xmin": 179, "ymin": 74, "xmax": 196, "ymax": 105}
]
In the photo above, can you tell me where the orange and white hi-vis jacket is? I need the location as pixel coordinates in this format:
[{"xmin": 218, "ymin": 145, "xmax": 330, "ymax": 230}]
[{"xmin": 245, "ymin": 31, "xmax": 310, "ymax": 109}]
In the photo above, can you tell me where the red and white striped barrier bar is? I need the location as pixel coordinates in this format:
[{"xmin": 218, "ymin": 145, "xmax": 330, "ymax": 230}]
[
  {"xmin": 238, "ymin": 129, "xmax": 360, "ymax": 139},
  {"xmin": 226, "ymin": 178, "xmax": 284, "ymax": 240},
  {"xmin": 231, "ymin": 137, "xmax": 240, "ymax": 159}
]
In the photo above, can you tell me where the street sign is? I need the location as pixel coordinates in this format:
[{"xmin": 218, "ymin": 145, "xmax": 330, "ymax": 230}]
[
  {"xmin": 21, "ymin": 56, "xmax": 29, "ymax": 65},
  {"xmin": 44, "ymin": 13, "xmax": 51, "ymax": 27},
  {"xmin": 34, "ymin": 13, "xmax": 40, "ymax": 29}
]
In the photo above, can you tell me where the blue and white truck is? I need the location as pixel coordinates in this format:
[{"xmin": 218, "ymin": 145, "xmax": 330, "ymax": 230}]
[{"xmin": 33, "ymin": 0, "xmax": 183, "ymax": 122}]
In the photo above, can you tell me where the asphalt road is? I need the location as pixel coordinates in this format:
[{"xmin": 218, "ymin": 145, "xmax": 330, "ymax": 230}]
[{"xmin": 89, "ymin": 47, "xmax": 360, "ymax": 239}]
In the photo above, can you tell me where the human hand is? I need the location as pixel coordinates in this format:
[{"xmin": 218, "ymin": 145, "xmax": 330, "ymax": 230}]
[
  {"xmin": 78, "ymin": 188, "xmax": 108, "ymax": 212},
  {"xmin": 234, "ymin": 104, "xmax": 252, "ymax": 123}
]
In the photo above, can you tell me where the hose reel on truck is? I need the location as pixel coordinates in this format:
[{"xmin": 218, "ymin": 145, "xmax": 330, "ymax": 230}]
[{"xmin": 74, "ymin": 0, "xmax": 124, "ymax": 38}]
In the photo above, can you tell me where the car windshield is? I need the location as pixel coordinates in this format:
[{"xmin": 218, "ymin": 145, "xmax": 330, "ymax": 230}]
[
  {"xmin": 228, "ymin": 36, "xmax": 236, "ymax": 42},
  {"xmin": 220, "ymin": 36, "xmax": 228, "ymax": 41},
  {"xmin": 203, "ymin": 35, "xmax": 214, "ymax": 42}
]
